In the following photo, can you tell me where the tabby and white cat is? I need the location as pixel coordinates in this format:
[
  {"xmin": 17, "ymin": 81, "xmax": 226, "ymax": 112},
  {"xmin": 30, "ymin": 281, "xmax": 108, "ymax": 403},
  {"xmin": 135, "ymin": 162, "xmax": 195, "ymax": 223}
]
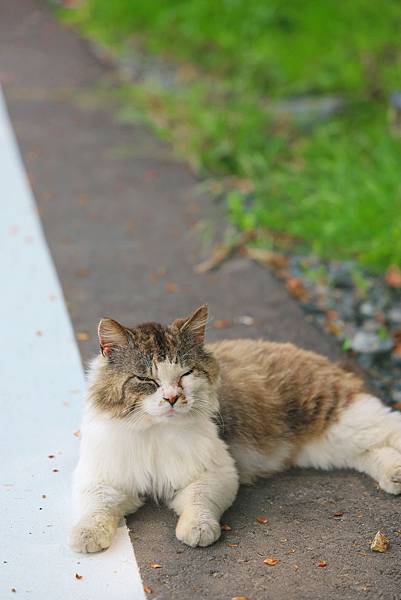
[{"xmin": 70, "ymin": 305, "xmax": 401, "ymax": 553}]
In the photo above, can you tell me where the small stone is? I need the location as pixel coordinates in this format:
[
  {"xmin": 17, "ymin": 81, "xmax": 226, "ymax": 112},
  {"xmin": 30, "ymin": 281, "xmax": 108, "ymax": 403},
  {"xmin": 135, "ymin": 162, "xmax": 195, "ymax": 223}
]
[
  {"xmin": 390, "ymin": 352, "xmax": 401, "ymax": 367},
  {"xmin": 330, "ymin": 263, "xmax": 354, "ymax": 288},
  {"xmin": 388, "ymin": 307, "xmax": 401, "ymax": 324},
  {"xmin": 362, "ymin": 319, "xmax": 381, "ymax": 333},
  {"xmin": 360, "ymin": 302, "xmax": 375, "ymax": 318},
  {"xmin": 391, "ymin": 385, "xmax": 401, "ymax": 403},
  {"xmin": 351, "ymin": 331, "xmax": 393, "ymax": 354}
]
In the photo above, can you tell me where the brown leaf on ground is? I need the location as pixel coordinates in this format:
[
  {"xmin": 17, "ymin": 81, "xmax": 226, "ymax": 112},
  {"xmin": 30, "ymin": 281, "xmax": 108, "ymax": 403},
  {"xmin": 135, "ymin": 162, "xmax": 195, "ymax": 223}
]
[
  {"xmin": 75, "ymin": 267, "xmax": 90, "ymax": 278},
  {"xmin": 227, "ymin": 543, "xmax": 239, "ymax": 548},
  {"xmin": 232, "ymin": 597, "xmax": 251, "ymax": 600},
  {"xmin": 213, "ymin": 319, "xmax": 231, "ymax": 329},
  {"xmin": 286, "ymin": 277, "xmax": 309, "ymax": 301},
  {"xmin": 124, "ymin": 218, "xmax": 136, "ymax": 233},
  {"xmin": 73, "ymin": 430, "xmax": 81, "ymax": 438},
  {"xmin": 256, "ymin": 516, "xmax": 268, "ymax": 524},
  {"xmin": 195, "ymin": 230, "xmax": 256, "ymax": 273},
  {"xmin": 385, "ymin": 265, "xmax": 401, "ymax": 288},
  {"xmin": 76, "ymin": 331, "xmax": 90, "ymax": 342},
  {"xmin": 333, "ymin": 511, "xmax": 344, "ymax": 518},
  {"xmin": 143, "ymin": 585, "xmax": 153, "ymax": 594},
  {"xmin": 318, "ymin": 560, "xmax": 328, "ymax": 568},
  {"xmin": 245, "ymin": 247, "xmax": 288, "ymax": 271},
  {"xmin": 370, "ymin": 531, "xmax": 390, "ymax": 552},
  {"xmin": 164, "ymin": 282, "xmax": 178, "ymax": 293},
  {"xmin": 144, "ymin": 170, "xmax": 159, "ymax": 183},
  {"xmin": 221, "ymin": 523, "xmax": 232, "ymax": 531},
  {"xmin": 150, "ymin": 562, "xmax": 162, "ymax": 569},
  {"xmin": 264, "ymin": 557, "xmax": 279, "ymax": 566},
  {"xmin": 75, "ymin": 573, "xmax": 83, "ymax": 580}
]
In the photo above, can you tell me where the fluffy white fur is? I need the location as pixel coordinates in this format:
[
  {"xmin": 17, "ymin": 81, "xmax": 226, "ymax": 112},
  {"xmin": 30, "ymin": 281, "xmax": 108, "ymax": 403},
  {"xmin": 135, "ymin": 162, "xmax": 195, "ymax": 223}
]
[
  {"xmin": 70, "ymin": 357, "xmax": 238, "ymax": 553},
  {"xmin": 296, "ymin": 393, "xmax": 401, "ymax": 493}
]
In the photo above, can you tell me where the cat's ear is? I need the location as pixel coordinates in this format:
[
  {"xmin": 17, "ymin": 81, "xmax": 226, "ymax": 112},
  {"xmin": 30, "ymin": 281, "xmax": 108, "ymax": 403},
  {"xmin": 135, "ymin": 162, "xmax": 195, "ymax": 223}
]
[
  {"xmin": 98, "ymin": 318, "xmax": 129, "ymax": 357},
  {"xmin": 171, "ymin": 304, "xmax": 208, "ymax": 344}
]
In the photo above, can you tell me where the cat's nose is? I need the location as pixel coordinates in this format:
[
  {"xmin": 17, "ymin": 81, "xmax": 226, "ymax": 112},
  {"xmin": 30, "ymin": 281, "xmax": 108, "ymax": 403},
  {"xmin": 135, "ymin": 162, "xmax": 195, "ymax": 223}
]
[{"xmin": 163, "ymin": 394, "xmax": 179, "ymax": 406}]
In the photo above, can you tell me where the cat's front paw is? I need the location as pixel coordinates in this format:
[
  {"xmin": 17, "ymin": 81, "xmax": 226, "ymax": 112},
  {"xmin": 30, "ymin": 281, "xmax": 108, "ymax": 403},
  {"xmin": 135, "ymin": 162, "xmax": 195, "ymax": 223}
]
[
  {"xmin": 176, "ymin": 513, "xmax": 221, "ymax": 547},
  {"xmin": 69, "ymin": 519, "xmax": 115, "ymax": 553}
]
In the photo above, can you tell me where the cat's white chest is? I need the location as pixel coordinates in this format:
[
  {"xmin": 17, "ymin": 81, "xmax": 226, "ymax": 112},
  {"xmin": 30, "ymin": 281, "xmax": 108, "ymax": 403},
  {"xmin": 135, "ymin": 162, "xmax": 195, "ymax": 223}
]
[{"xmin": 78, "ymin": 415, "xmax": 220, "ymax": 502}]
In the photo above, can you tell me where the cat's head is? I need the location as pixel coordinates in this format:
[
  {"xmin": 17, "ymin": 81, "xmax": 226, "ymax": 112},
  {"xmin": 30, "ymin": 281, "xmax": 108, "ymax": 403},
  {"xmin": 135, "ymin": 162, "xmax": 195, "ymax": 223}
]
[{"xmin": 89, "ymin": 305, "xmax": 220, "ymax": 426}]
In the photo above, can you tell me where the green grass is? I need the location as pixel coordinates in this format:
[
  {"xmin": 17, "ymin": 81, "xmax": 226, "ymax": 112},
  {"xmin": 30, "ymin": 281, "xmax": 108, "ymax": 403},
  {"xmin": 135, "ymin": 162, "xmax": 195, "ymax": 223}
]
[{"xmin": 63, "ymin": 0, "xmax": 401, "ymax": 270}]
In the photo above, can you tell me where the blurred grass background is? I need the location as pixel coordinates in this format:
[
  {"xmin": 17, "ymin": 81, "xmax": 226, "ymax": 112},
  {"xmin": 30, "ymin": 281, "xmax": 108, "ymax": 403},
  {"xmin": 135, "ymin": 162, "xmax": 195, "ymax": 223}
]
[{"xmin": 63, "ymin": 0, "xmax": 401, "ymax": 270}]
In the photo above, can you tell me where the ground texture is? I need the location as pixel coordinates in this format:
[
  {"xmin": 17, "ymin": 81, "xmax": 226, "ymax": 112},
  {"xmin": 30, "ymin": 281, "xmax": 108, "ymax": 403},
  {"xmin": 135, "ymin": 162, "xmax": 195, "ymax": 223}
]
[{"xmin": 1, "ymin": 2, "xmax": 400, "ymax": 598}]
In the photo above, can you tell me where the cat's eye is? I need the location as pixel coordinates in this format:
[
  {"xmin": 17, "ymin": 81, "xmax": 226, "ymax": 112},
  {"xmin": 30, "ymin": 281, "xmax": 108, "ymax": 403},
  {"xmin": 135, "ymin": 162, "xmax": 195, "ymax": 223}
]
[
  {"xmin": 181, "ymin": 369, "xmax": 193, "ymax": 378},
  {"xmin": 135, "ymin": 374, "xmax": 159, "ymax": 386}
]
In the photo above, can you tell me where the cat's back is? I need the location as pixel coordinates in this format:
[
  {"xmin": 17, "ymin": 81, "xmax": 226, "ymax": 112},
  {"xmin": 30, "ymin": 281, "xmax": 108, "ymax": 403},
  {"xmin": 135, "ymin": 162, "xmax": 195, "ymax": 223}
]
[{"xmin": 207, "ymin": 338, "xmax": 364, "ymax": 445}]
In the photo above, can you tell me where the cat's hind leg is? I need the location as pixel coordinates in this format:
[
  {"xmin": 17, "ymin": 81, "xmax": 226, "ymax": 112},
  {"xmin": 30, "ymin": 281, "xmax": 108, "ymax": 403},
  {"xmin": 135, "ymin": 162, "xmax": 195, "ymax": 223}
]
[{"xmin": 295, "ymin": 394, "xmax": 401, "ymax": 494}]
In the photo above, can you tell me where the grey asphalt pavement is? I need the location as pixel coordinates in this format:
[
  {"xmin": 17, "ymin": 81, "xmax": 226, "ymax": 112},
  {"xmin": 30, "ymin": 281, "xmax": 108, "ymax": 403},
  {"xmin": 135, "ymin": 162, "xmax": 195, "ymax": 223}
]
[{"xmin": 1, "ymin": 2, "xmax": 400, "ymax": 598}]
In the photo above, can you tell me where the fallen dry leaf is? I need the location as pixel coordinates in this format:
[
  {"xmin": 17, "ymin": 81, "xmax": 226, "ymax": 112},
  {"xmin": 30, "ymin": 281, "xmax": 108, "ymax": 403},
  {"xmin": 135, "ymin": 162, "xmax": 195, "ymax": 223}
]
[
  {"xmin": 318, "ymin": 560, "xmax": 328, "ymax": 568},
  {"xmin": 286, "ymin": 277, "xmax": 309, "ymax": 301},
  {"xmin": 256, "ymin": 516, "xmax": 268, "ymax": 524},
  {"xmin": 232, "ymin": 597, "xmax": 251, "ymax": 600},
  {"xmin": 195, "ymin": 230, "xmax": 256, "ymax": 274},
  {"xmin": 144, "ymin": 170, "xmax": 159, "ymax": 183},
  {"xmin": 221, "ymin": 523, "xmax": 232, "ymax": 531},
  {"xmin": 333, "ymin": 511, "xmax": 344, "ymax": 518},
  {"xmin": 75, "ymin": 573, "xmax": 83, "ymax": 580},
  {"xmin": 73, "ymin": 430, "xmax": 81, "ymax": 438},
  {"xmin": 143, "ymin": 585, "xmax": 153, "ymax": 594},
  {"xmin": 226, "ymin": 543, "xmax": 239, "ymax": 548},
  {"xmin": 370, "ymin": 531, "xmax": 390, "ymax": 553},
  {"xmin": 213, "ymin": 319, "xmax": 231, "ymax": 329},
  {"xmin": 385, "ymin": 265, "xmax": 401, "ymax": 288},
  {"xmin": 245, "ymin": 247, "xmax": 288, "ymax": 271},
  {"xmin": 164, "ymin": 282, "xmax": 178, "ymax": 293},
  {"xmin": 264, "ymin": 557, "xmax": 279, "ymax": 566},
  {"xmin": 76, "ymin": 331, "xmax": 90, "ymax": 342},
  {"xmin": 150, "ymin": 562, "xmax": 162, "ymax": 569},
  {"xmin": 75, "ymin": 267, "xmax": 90, "ymax": 278}
]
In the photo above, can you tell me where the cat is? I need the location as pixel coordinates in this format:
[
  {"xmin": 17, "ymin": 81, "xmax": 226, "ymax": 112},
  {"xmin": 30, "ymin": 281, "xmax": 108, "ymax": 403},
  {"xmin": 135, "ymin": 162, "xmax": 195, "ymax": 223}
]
[{"xmin": 69, "ymin": 304, "xmax": 401, "ymax": 553}]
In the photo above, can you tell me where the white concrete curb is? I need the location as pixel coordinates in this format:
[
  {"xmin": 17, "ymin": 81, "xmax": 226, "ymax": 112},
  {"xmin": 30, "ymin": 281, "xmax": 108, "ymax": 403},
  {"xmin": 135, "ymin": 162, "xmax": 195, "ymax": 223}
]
[{"xmin": 0, "ymin": 88, "xmax": 145, "ymax": 600}]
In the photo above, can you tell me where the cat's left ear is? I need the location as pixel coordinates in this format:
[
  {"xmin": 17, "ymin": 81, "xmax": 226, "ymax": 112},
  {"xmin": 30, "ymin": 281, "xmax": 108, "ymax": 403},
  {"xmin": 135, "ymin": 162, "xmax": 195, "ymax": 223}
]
[
  {"xmin": 98, "ymin": 318, "xmax": 129, "ymax": 357},
  {"xmin": 171, "ymin": 304, "xmax": 208, "ymax": 344}
]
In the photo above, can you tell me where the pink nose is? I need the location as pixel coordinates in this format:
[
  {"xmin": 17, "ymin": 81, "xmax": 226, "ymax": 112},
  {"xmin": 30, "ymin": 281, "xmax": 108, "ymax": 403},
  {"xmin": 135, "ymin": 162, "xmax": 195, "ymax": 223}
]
[{"xmin": 163, "ymin": 394, "xmax": 179, "ymax": 406}]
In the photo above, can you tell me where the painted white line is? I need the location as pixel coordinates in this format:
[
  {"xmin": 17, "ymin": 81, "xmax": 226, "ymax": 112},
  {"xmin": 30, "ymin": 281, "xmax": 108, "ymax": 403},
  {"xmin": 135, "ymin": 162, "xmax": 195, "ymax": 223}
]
[{"xmin": 0, "ymin": 88, "xmax": 145, "ymax": 600}]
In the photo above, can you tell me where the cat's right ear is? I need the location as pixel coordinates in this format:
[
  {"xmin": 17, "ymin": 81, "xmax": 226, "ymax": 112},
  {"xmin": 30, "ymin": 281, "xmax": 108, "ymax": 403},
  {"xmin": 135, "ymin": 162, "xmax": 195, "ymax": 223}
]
[{"xmin": 98, "ymin": 318, "xmax": 128, "ymax": 357}]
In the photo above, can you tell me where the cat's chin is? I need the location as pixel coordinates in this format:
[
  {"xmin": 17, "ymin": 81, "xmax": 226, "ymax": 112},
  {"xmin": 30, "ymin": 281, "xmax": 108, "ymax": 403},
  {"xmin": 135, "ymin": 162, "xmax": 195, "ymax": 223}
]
[{"xmin": 146, "ymin": 408, "xmax": 193, "ymax": 423}]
